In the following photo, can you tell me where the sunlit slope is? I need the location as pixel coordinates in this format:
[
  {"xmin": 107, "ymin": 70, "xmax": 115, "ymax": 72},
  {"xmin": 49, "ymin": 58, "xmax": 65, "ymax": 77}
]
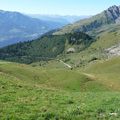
[
  {"xmin": 1, "ymin": 71, "xmax": 120, "ymax": 120},
  {"xmin": 0, "ymin": 61, "xmax": 110, "ymax": 92},
  {"xmin": 85, "ymin": 57, "xmax": 120, "ymax": 91},
  {"xmin": 1, "ymin": 61, "xmax": 120, "ymax": 119}
]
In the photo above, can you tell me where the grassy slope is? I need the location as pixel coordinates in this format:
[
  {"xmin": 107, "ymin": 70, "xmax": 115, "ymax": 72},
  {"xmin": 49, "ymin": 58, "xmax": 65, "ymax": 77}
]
[
  {"xmin": 58, "ymin": 24, "xmax": 120, "ymax": 68},
  {"xmin": 84, "ymin": 57, "xmax": 120, "ymax": 91},
  {"xmin": 0, "ymin": 60, "xmax": 120, "ymax": 120},
  {"xmin": 89, "ymin": 24, "xmax": 120, "ymax": 49},
  {"xmin": 0, "ymin": 61, "xmax": 108, "ymax": 92}
]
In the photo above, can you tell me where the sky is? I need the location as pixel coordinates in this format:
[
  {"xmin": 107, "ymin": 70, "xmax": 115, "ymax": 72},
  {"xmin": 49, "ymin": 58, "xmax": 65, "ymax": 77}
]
[{"xmin": 0, "ymin": 0, "xmax": 120, "ymax": 15}]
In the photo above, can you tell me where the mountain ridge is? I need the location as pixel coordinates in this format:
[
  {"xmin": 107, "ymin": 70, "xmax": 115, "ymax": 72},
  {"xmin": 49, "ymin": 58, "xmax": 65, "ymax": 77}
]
[{"xmin": 54, "ymin": 5, "xmax": 120, "ymax": 35}]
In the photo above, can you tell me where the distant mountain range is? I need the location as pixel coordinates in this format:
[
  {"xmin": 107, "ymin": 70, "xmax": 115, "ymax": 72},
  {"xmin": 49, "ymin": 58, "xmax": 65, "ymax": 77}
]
[
  {"xmin": 0, "ymin": 10, "xmax": 69, "ymax": 47},
  {"xmin": 29, "ymin": 14, "xmax": 90, "ymax": 24},
  {"xmin": 0, "ymin": 10, "xmax": 89, "ymax": 48}
]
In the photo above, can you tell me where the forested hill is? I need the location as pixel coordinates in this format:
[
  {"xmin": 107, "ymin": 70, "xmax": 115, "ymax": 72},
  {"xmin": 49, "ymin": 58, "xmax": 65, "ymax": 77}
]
[{"xmin": 0, "ymin": 32, "xmax": 93, "ymax": 64}]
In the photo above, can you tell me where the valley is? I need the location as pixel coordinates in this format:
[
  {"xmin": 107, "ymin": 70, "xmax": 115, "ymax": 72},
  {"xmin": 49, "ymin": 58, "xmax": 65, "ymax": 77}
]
[{"xmin": 0, "ymin": 3, "xmax": 120, "ymax": 120}]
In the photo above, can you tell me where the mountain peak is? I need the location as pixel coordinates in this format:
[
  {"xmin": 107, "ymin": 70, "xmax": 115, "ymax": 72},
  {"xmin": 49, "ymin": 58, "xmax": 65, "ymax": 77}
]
[
  {"xmin": 104, "ymin": 5, "xmax": 120, "ymax": 23},
  {"xmin": 106, "ymin": 5, "xmax": 120, "ymax": 13},
  {"xmin": 108, "ymin": 5, "xmax": 118, "ymax": 9}
]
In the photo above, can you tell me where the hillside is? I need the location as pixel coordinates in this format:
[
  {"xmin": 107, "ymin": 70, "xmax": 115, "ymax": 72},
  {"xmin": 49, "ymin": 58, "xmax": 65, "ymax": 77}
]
[
  {"xmin": 0, "ymin": 57, "xmax": 120, "ymax": 119},
  {"xmin": 0, "ymin": 10, "xmax": 66, "ymax": 47},
  {"xmin": 50, "ymin": 6, "xmax": 120, "ymax": 68},
  {"xmin": 29, "ymin": 14, "xmax": 90, "ymax": 24},
  {"xmin": 84, "ymin": 57, "xmax": 120, "ymax": 91},
  {"xmin": 43, "ymin": 23, "xmax": 120, "ymax": 69}
]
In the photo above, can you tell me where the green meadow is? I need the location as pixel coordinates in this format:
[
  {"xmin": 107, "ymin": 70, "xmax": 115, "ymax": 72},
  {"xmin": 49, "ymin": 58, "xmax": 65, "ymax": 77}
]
[{"xmin": 0, "ymin": 57, "xmax": 120, "ymax": 120}]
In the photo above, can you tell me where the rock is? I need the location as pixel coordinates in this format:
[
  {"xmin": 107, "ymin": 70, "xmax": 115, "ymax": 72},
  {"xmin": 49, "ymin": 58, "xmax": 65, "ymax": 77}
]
[
  {"xmin": 105, "ymin": 43, "xmax": 120, "ymax": 58},
  {"xmin": 67, "ymin": 48, "xmax": 75, "ymax": 54},
  {"xmin": 109, "ymin": 112, "xmax": 118, "ymax": 116}
]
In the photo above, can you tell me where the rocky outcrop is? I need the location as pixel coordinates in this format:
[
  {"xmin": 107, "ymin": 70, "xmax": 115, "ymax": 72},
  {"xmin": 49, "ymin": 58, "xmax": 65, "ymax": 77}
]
[
  {"xmin": 104, "ymin": 5, "xmax": 120, "ymax": 23},
  {"xmin": 105, "ymin": 43, "xmax": 120, "ymax": 57},
  {"xmin": 67, "ymin": 48, "xmax": 75, "ymax": 54}
]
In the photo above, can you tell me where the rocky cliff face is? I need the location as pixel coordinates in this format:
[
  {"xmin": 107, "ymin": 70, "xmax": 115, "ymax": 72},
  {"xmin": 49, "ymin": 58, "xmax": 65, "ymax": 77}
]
[
  {"xmin": 79, "ymin": 5, "xmax": 120, "ymax": 32},
  {"xmin": 104, "ymin": 5, "xmax": 120, "ymax": 23}
]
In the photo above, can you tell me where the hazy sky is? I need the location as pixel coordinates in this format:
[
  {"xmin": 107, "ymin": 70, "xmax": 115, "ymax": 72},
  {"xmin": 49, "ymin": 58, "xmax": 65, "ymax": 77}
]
[{"xmin": 0, "ymin": 0, "xmax": 120, "ymax": 15}]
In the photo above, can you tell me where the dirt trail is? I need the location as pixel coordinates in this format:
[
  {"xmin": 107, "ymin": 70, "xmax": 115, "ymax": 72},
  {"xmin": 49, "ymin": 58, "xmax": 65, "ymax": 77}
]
[
  {"xmin": 59, "ymin": 60, "xmax": 72, "ymax": 69},
  {"xmin": 82, "ymin": 73, "xmax": 96, "ymax": 80}
]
